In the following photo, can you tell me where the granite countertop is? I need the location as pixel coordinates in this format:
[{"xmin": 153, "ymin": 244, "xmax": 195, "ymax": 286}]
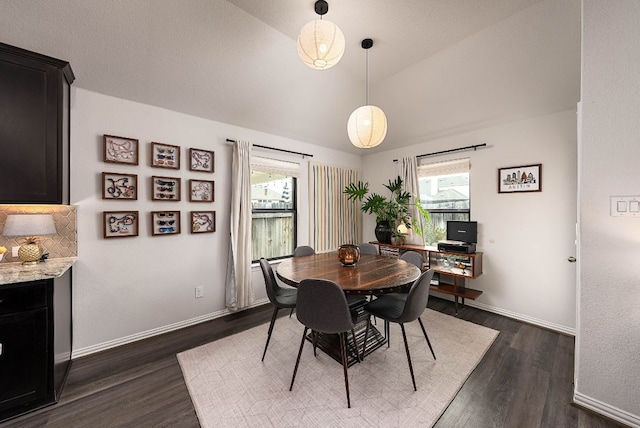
[{"xmin": 0, "ymin": 257, "xmax": 77, "ymax": 285}]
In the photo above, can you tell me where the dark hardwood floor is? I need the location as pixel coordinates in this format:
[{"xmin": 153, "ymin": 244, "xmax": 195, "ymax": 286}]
[{"xmin": 1, "ymin": 298, "xmax": 623, "ymax": 428}]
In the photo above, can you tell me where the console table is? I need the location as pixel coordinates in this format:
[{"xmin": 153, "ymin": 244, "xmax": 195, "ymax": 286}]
[{"xmin": 371, "ymin": 242, "xmax": 483, "ymax": 314}]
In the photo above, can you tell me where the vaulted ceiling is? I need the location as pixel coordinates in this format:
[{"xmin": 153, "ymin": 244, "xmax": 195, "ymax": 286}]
[{"xmin": 0, "ymin": 0, "xmax": 580, "ymax": 154}]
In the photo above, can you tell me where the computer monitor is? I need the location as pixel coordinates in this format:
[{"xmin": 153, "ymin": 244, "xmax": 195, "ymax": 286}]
[{"xmin": 446, "ymin": 221, "xmax": 478, "ymax": 243}]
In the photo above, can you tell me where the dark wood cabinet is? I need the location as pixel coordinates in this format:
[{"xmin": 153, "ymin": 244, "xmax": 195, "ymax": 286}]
[
  {"xmin": 0, "ymin": 271, "xmax": 72, "ymax": 423},
  {"xmin": 373, "ymin": 242, "xmax": 484, "ymax": 314},
  {"xmin": 0, "ymin": 42, "xmax": 74, "ymax": 204}
]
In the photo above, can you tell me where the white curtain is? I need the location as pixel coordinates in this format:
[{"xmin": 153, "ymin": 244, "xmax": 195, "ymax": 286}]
[
  {"xmin": 309, "ymin": 163, "xmax": 361, "ymax": 252},
  {"xmin": 225, "ymin": 140, "xmax": 254, "ymax": 310},
  {"xmin": 397, "ymin": 156, "xmax": 424, "ymax": 245}
]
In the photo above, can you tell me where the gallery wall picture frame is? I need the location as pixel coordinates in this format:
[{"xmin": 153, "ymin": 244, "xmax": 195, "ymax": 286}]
[
  {"xmin": 498, "ymin": 163, "xmax": 542, "ymax": 193},
  {"xmin": 102, "ymin": 172, "xmax": 137, "ymax": 200},
  {"xmin": 189, "ymin": 148, "xmax": 215, "ymax": 173},
  {"xmin": 103, "ymin": 211, "xmax": 139, "ymax": 238},
  {"xmin": 152, "ymin": 176, "xmax": 181, "ymax": 201},
  {"xmin": 103, "ymin": 134, "xmax": 139, "ymax": 165},
  {"xmin": 151, "ymin": 211, "xmax": 181, "ymax": 236},
  {"xmin": 151, "ymin": 142, "xmax": 180, "ymax": 169},
  {"xmin": 191, "ymin": 211, "xmax": 216, "ymax": 233},
  {"xmin": 189, "ymin": 179, "xmax": 214, "ymax": 202}
]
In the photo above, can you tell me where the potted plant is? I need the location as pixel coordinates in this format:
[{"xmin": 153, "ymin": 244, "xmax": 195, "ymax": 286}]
[
  {"xmin": 344, "ymin": 176, "xmax": 413, "ymax": 244},
  {"xmin": 411, "ymin": 200, "xmax": 432, "ymax": 245}
]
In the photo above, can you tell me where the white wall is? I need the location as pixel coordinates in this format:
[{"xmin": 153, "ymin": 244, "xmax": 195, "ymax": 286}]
[
  {"xmin": 362, "ymin": 110, "xmax": 577, "ymax": 332},
  {"xmin": 575, "ymin": 1, "xmax": 640, "ymax": 425},
  {"xmin": 70, "ymin": 88, "xmax": 361, "ymax": 355}
]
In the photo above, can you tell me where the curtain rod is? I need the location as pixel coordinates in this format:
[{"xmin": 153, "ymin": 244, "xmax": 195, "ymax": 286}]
[
  {"xmin": 393, "ymin": 143, "xmax": 487, "ymax": 162},
  {"xmin": 226, "ymin": 139, "xmax": 314, "ymax": 158}
]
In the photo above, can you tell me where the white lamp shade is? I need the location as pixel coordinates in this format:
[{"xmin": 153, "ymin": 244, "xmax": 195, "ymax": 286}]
[
  {"xmin": 347, "ymin": 105, "xmax": 388, "ymax": 148},
  {"xmin": 397, "ymin": 223, "xmax": 409, "ymax": 234},
  {"xmin": 297, "ymin": 19, "xmax": 345, "ymax": 70},
  {"xmin": 2, "ymin": 213, "xmax": 57, "ymax": 237}
]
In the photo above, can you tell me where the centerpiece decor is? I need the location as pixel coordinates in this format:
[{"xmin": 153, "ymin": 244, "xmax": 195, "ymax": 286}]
[
  {"xmin": 344, "ymin": 176, "xmax": 412, "ymax": 244},
  {"xmin": 338, "ymin": 244, "xmax": 360, "ymax": 266}
]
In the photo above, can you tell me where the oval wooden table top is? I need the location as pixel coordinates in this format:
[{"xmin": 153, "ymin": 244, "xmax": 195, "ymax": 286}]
[{"xmin": 276, "ymin": 252, "xmax": 421, "ymax": 295}]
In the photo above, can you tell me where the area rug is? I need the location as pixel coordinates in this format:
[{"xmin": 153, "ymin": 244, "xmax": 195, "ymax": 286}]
[{"xmin": 177, "ymin": 309, "xmax": 498, "ymax": 428}]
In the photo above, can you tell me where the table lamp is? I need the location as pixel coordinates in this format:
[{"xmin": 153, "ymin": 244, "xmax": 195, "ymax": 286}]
[{"xmin": 2, "ymin": 213, "xmax": 57, "ymax": 265}]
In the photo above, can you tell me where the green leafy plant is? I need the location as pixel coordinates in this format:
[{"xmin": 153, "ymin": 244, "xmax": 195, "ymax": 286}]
[
  {"xmin": 411, "ymin": 200, "xmax": 431, "ymax": 240},
  {"xmin": 344, "ymin": 176, "xmax": 413, "ymax": 229}
]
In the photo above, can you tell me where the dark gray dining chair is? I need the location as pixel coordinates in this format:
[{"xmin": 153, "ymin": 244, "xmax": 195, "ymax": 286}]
[
  {"xmin": 259, "ymin": 258, "xmax": 297, "ymax": 361},
  {"xmin": 384, "ymin": 251, "xmax": 425, "ymax": 302},
  {"xmin": 358, "ymin": 242, "xmax": 378, "ymax": 255},
  {"xmin": 400, "ymin": 250, "xmax": 423, "ymax": 269},
  {"xmin": 362, "ymin": 269, "xmax": 436, "ymax": 391},
  {"xmin": 289, "ymin": 278, "xmax": 360, "ymax": 408},
  {"xmin": 293, "ymin": 245, "xmax": 315, "ymax": 257}
]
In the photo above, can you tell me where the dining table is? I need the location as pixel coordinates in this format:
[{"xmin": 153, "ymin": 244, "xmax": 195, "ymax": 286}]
[{"xmin": 276, "ymin": 251, "xmax": 421, "ymax": 365}]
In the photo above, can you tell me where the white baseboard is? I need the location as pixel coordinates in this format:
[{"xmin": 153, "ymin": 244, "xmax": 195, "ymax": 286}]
[
  {"xmin": 430, "ymin": 291, "xmax": 576, "ymax": 336},
  {"xmin": 574, "ymin": 391, "xmax": 640, "ymax": 427},
  {"xmin": 73, "ymin": 293, "xmax": 575, "ymax": 358},
  {"xmin": 72, "ymin": 298, "xmax": 270, "ymax": 358}
]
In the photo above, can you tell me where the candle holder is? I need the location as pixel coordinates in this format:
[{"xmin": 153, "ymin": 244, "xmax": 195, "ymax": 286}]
[{"xmin": 338, "ymin": 244, "xmax": 360, "ymax": 267}]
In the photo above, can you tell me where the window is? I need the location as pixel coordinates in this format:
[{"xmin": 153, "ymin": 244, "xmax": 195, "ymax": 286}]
[
  {"xmin": 417, "ymin": 158, "xmax": 470, "ymax": 246},
  {"xmin": 251, "ymin": 157, "xmax": 299, "ymax": 262}
]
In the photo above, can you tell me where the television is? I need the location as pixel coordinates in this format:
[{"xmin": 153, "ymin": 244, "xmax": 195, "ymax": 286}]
[{"xmin": 446, "ymin": 221, "xmax": 478, "ymax": 243}]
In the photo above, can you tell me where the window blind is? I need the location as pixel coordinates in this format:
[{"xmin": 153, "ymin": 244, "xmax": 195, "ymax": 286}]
[
  {"xmin": 417, "ymin": 158, "xmax": 470, "ymax": 177},
  {"xmin": 251, "ymin": 156, "xmax": 300, "ymax": 177}
]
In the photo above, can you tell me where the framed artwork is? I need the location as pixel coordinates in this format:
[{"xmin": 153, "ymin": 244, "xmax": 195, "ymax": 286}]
[
  {"xmin": 103, "ymin": 211, "xmax": 139, "ymax": 238},
  {"xmin": 189, "ymin": 148, "xmax": 215, "ymax": 173},
  {"xmin": 498, "ymin": 164, "xmax": 542, "ymax": 193},
  {"xmin": 189, "ymin": 179, "xmax": 214, "ymax": 202},
  {"xmin": 103, "ymin": 135, "xmax": 139, "ymax": 165},
  {"xmin": 102, "ymin": 172, "xmax": 137, "ymax": 200},
  {"xmin": 191, "ymin": 211, "xmax": 215, "ymax": 233},
  {"xmin": 151, "ymin": 211, "xmax": 180, "ymax": 236},
  {"xmin": 152, "ymin": 176, "xmax": 181, "ymax": 201},
  {"xmin": 151, "ymin": 142, "xmax": 180, "ymax": 169}
]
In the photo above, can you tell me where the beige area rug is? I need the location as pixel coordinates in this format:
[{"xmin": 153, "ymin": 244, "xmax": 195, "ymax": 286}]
[{"xmin": 177, "ymin": 309, "xmax": 498, "ymax": 428}]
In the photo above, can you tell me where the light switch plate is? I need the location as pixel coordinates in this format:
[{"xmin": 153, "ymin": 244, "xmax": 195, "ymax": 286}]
[{"xmin": 611, "ymin": 196, "xmax": 640, "ymax": 217}]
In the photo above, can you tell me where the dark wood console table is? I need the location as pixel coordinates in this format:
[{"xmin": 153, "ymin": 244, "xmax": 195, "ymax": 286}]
[{"xmin": 371, "ymin": 242, "xmax": 484, "ymax": 314}]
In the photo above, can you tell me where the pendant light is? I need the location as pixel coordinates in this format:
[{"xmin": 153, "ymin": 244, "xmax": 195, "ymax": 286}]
[
  {"xmin": 347, "ymin": 39, "xmax": 388, "ymax": 149},
  {"xmin": 297, "ymin": 0, "xmax": 345, "ymax": 70}
]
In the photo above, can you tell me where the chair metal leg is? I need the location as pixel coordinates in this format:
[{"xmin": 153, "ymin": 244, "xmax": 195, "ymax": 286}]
[
  {"xmin": 362, "ymin": 315, "xmax": 371, "ymax": 360},
  {"xmin": 351, "ymin": 328, "xmax": 360, "ymax": 363},
  {"xmin": 262, "ymin": 306, "xmax": 280, "ymax": 361},
  {"xmin": 417, "ymin": 317, "xmax": 436, "ymax": 360},
  {"xmin": 289, "ymin": 308, "xmax": 294, "ymax": 317},
  {"xmin": 289, "ymin": 327, "xmax": 308, "ymax": 391},
  {"xmin": 400, "ymin": 323, "xmax": 417, "ymax": 391},
  {"xmin": 339, "ymin": 332, "xmax": 351, "ymax": 408},
  {"xmin": 312, "ymin": 330, "xmax": 318, "ymax": 357},
  {"xmin": 386, "ymin": 320, "xmax": 390, "ymax": 348}
]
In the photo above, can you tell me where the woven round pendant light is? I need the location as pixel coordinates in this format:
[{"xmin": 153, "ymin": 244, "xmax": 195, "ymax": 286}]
[
  {"xmin": 348, "ymin": 105, "xmax": 388, "ymax": 148},
  {"xmin": 348, "ymin": 39, "xmax": 388, "ymax": 148},
  {"xmin": 297, "ymin": 0, "xmax": 345, "ymax": 70}
]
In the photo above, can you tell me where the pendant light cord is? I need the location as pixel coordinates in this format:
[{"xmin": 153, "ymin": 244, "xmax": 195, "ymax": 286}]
[{"xmin": 365, "ymin": 48, "xmax": 369, "ymax": 105}]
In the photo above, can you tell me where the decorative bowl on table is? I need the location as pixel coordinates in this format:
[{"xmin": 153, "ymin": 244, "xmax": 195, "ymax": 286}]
[{"xmin": 338, "ymin": 244, "xmax": 360, "ymax": 267}]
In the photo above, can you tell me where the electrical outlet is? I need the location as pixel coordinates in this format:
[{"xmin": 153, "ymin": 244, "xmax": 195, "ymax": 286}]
[
  {"xmin": 195, "ymin": 286, "xmax": 204, "ymax": 299},
  {"xmin": 12, "ymin": 246, "xmax": 20, "ymax": 257}
]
